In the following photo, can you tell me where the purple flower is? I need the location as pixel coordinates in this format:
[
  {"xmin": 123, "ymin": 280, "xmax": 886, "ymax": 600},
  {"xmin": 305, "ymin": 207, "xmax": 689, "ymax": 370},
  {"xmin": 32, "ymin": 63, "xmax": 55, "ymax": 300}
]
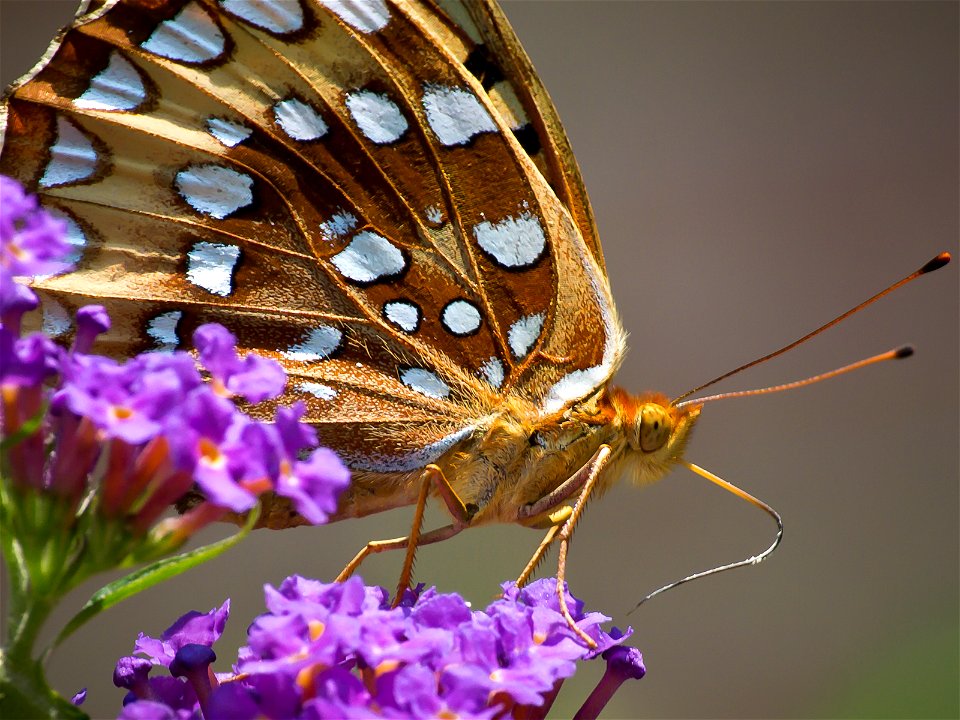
[
  {"xmin": 5, "ymin": 304, "xmax": 349, "ymax": 526},
  {"xmin": 116, "ymin": 576, "xmax": 643, "ymax": 719},
  {"xmin": 3, "ymin": 181, "xmax": 349, "ymax": 536},
  {"xmin": 169, "ymin": 644, "xmax": 218, "ymax": 716},
  {"xmin": 0, "ymin": 273, "xmax": 39, "ymax": 330},
  {"xmin": 193, "ymin": 323, "xmax": 286, "ymax": 403},
  {"xmin": 574, "ymin": 643, "xmax": 646, "ymax": 719},
  {"xmin": 0, "ymin": 328, "xmax": 61, "ymax": 387},
  {"xmin": 203, "ymin": 683, "xmax": 259, "ymax": 720},
  {"xmin": 117, "ymin": 699, "xmax": 179, "ymax": 720},
  {"xmin": 275, "ymin": 446, "xmax": 350, "ymax": 525},
  {"xmin": 114, "ymin": 657, "xmax": 153, "ymax": 696},
  {"xmin": 58, "ymin": 354, "xmax": 176, "ymax": 445},
  {"xmin": 0, "ymin": 175, "xmax": 72, "ymax": 278},
  {"xmin": 134, "ymin": 601, "xmax": 230, "ymax": 668},
  {"xmin": 72, "ymin": 304, "xmax": 111, "ymax": 354}
]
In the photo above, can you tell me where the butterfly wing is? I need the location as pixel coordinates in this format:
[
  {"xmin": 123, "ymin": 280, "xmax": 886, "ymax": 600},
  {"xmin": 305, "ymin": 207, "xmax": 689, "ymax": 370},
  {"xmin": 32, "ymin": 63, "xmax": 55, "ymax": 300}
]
[
  {"xmin": 436, "ymin": 0, "xmax": 605, "ymax": 272},
  {"xmin": 0, "ymin": 0, "xmax": 623, "ymax": 473}
]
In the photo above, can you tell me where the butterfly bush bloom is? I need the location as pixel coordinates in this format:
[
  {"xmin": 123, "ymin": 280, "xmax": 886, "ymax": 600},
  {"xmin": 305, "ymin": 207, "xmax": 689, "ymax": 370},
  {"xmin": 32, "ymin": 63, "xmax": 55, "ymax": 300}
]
[
  {"xmin": 115, "ymin": 577, "xmax": 643, "ymax": 720},
  {"xmin": 0, "ymin": 174, "xmax": 71, "ymax": 280},
  {"xmin": 0, "ymin": 176, "xmax": 350, "ymax": 717}
]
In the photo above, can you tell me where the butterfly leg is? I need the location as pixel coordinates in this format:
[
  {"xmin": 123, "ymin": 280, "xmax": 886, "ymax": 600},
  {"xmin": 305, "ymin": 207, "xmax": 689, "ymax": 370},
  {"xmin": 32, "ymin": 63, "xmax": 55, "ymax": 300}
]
[
  {"xmin": 515, "ymin": 444, "xmax": 613, "ymax": 648},
  {"xmin": 336, "ymin": 464, "xmax": 474, "ymax": 603},
  {"xmin": 514, "ymin": 506, "xmax": 572, "ymax": 587},
  {"xmin": 394, "ymin": 464, "xmax": 473, "ymax": 602}
]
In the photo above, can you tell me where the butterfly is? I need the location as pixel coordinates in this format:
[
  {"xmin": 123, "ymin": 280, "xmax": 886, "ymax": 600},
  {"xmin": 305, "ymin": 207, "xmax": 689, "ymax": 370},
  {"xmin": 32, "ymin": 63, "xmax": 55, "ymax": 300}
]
[{"xmin": 1, "ymin": 0, "xmax": 949, "ymax": 644}]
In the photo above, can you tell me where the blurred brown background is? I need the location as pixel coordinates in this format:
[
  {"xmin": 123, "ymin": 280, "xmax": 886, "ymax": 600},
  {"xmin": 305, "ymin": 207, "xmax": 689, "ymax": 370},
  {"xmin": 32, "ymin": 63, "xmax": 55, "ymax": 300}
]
[{"xmin": 1, "ymin": 1, "xmax": 957, "ymax": 718}]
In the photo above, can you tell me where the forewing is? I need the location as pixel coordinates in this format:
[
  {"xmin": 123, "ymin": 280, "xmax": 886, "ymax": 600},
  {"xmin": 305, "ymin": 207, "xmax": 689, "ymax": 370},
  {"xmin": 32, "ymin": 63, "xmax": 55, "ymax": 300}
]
[{"xmin": 0, "ymin": 0, "xmax": 623, "ymax": 473}]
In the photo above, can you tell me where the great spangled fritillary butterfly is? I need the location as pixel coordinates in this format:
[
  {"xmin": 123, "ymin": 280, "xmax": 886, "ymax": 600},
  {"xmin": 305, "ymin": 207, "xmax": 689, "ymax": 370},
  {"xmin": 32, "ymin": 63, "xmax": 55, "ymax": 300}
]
[
  {"xmin": 0, "ymin": 0, "xmax": 951, "ymax": 639},
  {"xmin": 3, "ymin": 0, "xmax": 692, "ymax": 559}
]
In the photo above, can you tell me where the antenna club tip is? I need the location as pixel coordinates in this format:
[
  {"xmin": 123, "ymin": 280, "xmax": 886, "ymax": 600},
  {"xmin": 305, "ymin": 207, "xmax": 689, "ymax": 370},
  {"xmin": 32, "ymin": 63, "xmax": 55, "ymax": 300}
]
[
  {"xmin": 894, "ymin": 345, "xmax": 914, "ymax": 359},
  {"xmin": 920, "ymin": 252, "xmax": 951, "ymax": 274}
]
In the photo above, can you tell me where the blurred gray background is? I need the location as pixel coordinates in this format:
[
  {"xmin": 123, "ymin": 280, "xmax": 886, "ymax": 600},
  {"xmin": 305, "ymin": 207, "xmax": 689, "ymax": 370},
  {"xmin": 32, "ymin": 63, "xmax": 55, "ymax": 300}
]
[{"xmin": 1, "ymin": 1, "xmax": 957, "ymax": 718}]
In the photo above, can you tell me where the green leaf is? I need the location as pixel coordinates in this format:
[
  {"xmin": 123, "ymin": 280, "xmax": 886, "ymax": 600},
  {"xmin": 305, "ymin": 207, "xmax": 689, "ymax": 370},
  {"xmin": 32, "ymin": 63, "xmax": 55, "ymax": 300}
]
[{"xmin": 51, "ymin": 507, "xmax": 259, "ymax": 650}]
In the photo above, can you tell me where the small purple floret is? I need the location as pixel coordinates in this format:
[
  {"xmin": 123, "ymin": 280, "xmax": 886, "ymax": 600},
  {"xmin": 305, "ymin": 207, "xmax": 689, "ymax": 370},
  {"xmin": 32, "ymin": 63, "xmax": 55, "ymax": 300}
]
[
  {"xmin": 203, "ymin": 683, "xmax": 259, "ymax": 720},
  {"xmin": 134, "ymin": 601, "xmax": 230, "ymax": 668},
  {"xmin": 113, "ymin": 657, "xmax": 153, "ymax": 694},
  {"xmin": 275, "ymin": 447, "xmax": 351, "ymax": 524},
  {"xmin": 0, "ymin": 274, "xmax": 38, "ymax": 329},
  {"xmin": 0, "ymin": 175, "xmax": 72, "ymax": 278},
  {"xmin": 0, "ymin": 330, "xmax": 61, "ymax": 387},
  {"xmin": 168, "ymin": 644, "xmax": 217, "ymax": 679},
  {"xmin": 194, "ymin": 323, "xmax": 286, "ymax": 402},
  {"xmin": 72, "ymin": 304, "xmax": 111, "ymax": 354},
  {"xmin": 117, "ymin": 699, "xmax": 178, "ymax": 720},
  {"xmin": 603, "ymin": 643, "xmax": 646, "ymax": 681}
]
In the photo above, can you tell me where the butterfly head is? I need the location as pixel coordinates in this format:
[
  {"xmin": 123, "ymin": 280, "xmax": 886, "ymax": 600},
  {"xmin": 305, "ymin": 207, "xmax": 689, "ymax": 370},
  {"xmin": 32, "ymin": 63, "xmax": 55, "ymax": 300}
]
[{"xmin": 610, "ymin": 389, "xmax": 702, "ymax": 485}]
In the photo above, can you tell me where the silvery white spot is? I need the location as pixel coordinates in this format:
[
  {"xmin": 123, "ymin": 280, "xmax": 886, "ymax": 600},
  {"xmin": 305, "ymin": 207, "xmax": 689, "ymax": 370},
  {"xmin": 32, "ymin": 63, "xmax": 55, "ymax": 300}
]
[
  {"xmin": 186, "ymin": 241, "xmax": 240, "ymax": 296},
  {"xmin": 479, "ymin": 356, "xmax": 505, "ymax": 389},
  {"xmin": 175, "ymin": 164, "xmax": 253, "ymax": 218},
  {"xmin": 74, "ymin": 52, "xmax": 146, "ymax": 111},
  {"xmin": 422, "ymin": 85, "xmax": 497, "ymax": 146},
  {"xmin": 472, "ymin": 211, "xmax": 545, "ymax": 268},
  {"xmin": 383, "ymin": 300, "xmax": 420, "ymax": 333},
  {"xmin": 222, "ymin": 0, "xmax": 304, "ymax": 33},
  {"xmin": 41, "ymin": 298, "xmax": 71, "ymax": 338},
  {"xmin": 345, "ymin": 89, "xmax": 408, "ymax": 144},
  {"xmin": 441, "ymin": 299, "xmax": 481, "ymax": 336},
  {"xmin": 319, "ymin": 0, "xmax": 389, "ymax": 33},
  {"xmin": 298, "ymin": 381, "xmax": 337, "ymax": 400},
  {"xmin": 274, "ymin": 98, "xmax": 328, "ymax": 141},
  {"xmin": 330, "ymin": 231, "xmax": 405, "ymax": 283},
  {"xmin": 425, "ymin": 205, "xmax": 443, "ymax": 225},
  {"xmin": 282, "ymin": 325, "xmax": 342, "ymax": 362},
  {"xmin": 45, "ymin": 208, "xmax": 86, "ymax": 266},
  {"xmin": 318, "ymin": 210, "xmax": 358, "ymax": 242},
  {"xmin": 540, "ymin": 250, "xmax": 623, "ymax": 416},
  {"xmin": 400, "ymin": 368, "xmax": 450, "ymax": 399},
  {"xmin": 206, "ymin": 117, "xmax": 252, "ymax": 147},
  {"xmin": 141, "ymin": 2, "xmax": 225, "ymax": 63},
  {"xmin": 508, "ymin": 312, "xmax": 544, "ymax": 359},
  {"xmin": 345, "ymin": 425, "xmax": 474, "ymax": 473},
  {"xmin": 542, "ymin": 367, "xmax": 609, "ymax": 415},
  {"xmin": 39, "ymin": 116, "xmax": 98, "ymax": 188},
  {"xmin": 146, "ymin": 310, "xmax": 182, "ymax": 352}
]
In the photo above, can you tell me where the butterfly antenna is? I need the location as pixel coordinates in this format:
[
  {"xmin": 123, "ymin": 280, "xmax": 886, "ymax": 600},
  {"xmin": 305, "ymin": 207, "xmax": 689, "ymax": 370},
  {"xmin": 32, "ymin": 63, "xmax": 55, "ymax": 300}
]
[
  {"xmin": 629, "ymin": 461, "xmax": 782, "ymax": 613},
  {"xmin": 676, "ymin": 345, "xmax": 913, "ymax": 409},
  {"xmin": 671, "ymin": 251, "xmax": 951, "ymax": 406}
]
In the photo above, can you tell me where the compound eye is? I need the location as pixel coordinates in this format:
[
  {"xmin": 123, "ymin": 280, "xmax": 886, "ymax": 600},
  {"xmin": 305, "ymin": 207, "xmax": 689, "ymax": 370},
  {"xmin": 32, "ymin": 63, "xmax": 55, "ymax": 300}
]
[{"xmin": 638, "ymin": 404, "xmax": 672, "ymax": 452}]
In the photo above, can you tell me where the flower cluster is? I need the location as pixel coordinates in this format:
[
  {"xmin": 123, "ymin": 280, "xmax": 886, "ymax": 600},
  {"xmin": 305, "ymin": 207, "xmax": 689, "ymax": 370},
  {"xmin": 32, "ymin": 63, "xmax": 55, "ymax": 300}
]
[
  {"xmin": 1, "ymin": 175, "xmax": 349, "ymax": 547},
  {"xmin": 0, "ymin": 175, "xmax": 350, "ymax": 713},
  {"xmin": 115, "ymin": 576, "xmax": 644, "ymax": 720}
]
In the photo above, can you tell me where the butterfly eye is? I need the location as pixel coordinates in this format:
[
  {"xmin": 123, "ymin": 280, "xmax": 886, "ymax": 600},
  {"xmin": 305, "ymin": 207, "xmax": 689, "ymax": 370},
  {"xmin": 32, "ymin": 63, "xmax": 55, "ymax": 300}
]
[{"xmin": 636, "ymin": 404, "xmax": 673, "ymax": 453}]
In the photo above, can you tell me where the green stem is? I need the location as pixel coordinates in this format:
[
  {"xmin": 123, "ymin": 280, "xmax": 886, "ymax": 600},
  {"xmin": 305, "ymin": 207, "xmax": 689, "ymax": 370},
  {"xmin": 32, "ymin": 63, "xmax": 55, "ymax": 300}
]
[
  {"xmin": 5, "ymin": 594, "xmax": 54, "ymax": 667},
  {"xmin": 0, "ymin": 650, "xmax": 87, "ymax": 719},
  {"xmin": 0, "ymin": 555, "xmax": 87, "ymax": 719}
]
